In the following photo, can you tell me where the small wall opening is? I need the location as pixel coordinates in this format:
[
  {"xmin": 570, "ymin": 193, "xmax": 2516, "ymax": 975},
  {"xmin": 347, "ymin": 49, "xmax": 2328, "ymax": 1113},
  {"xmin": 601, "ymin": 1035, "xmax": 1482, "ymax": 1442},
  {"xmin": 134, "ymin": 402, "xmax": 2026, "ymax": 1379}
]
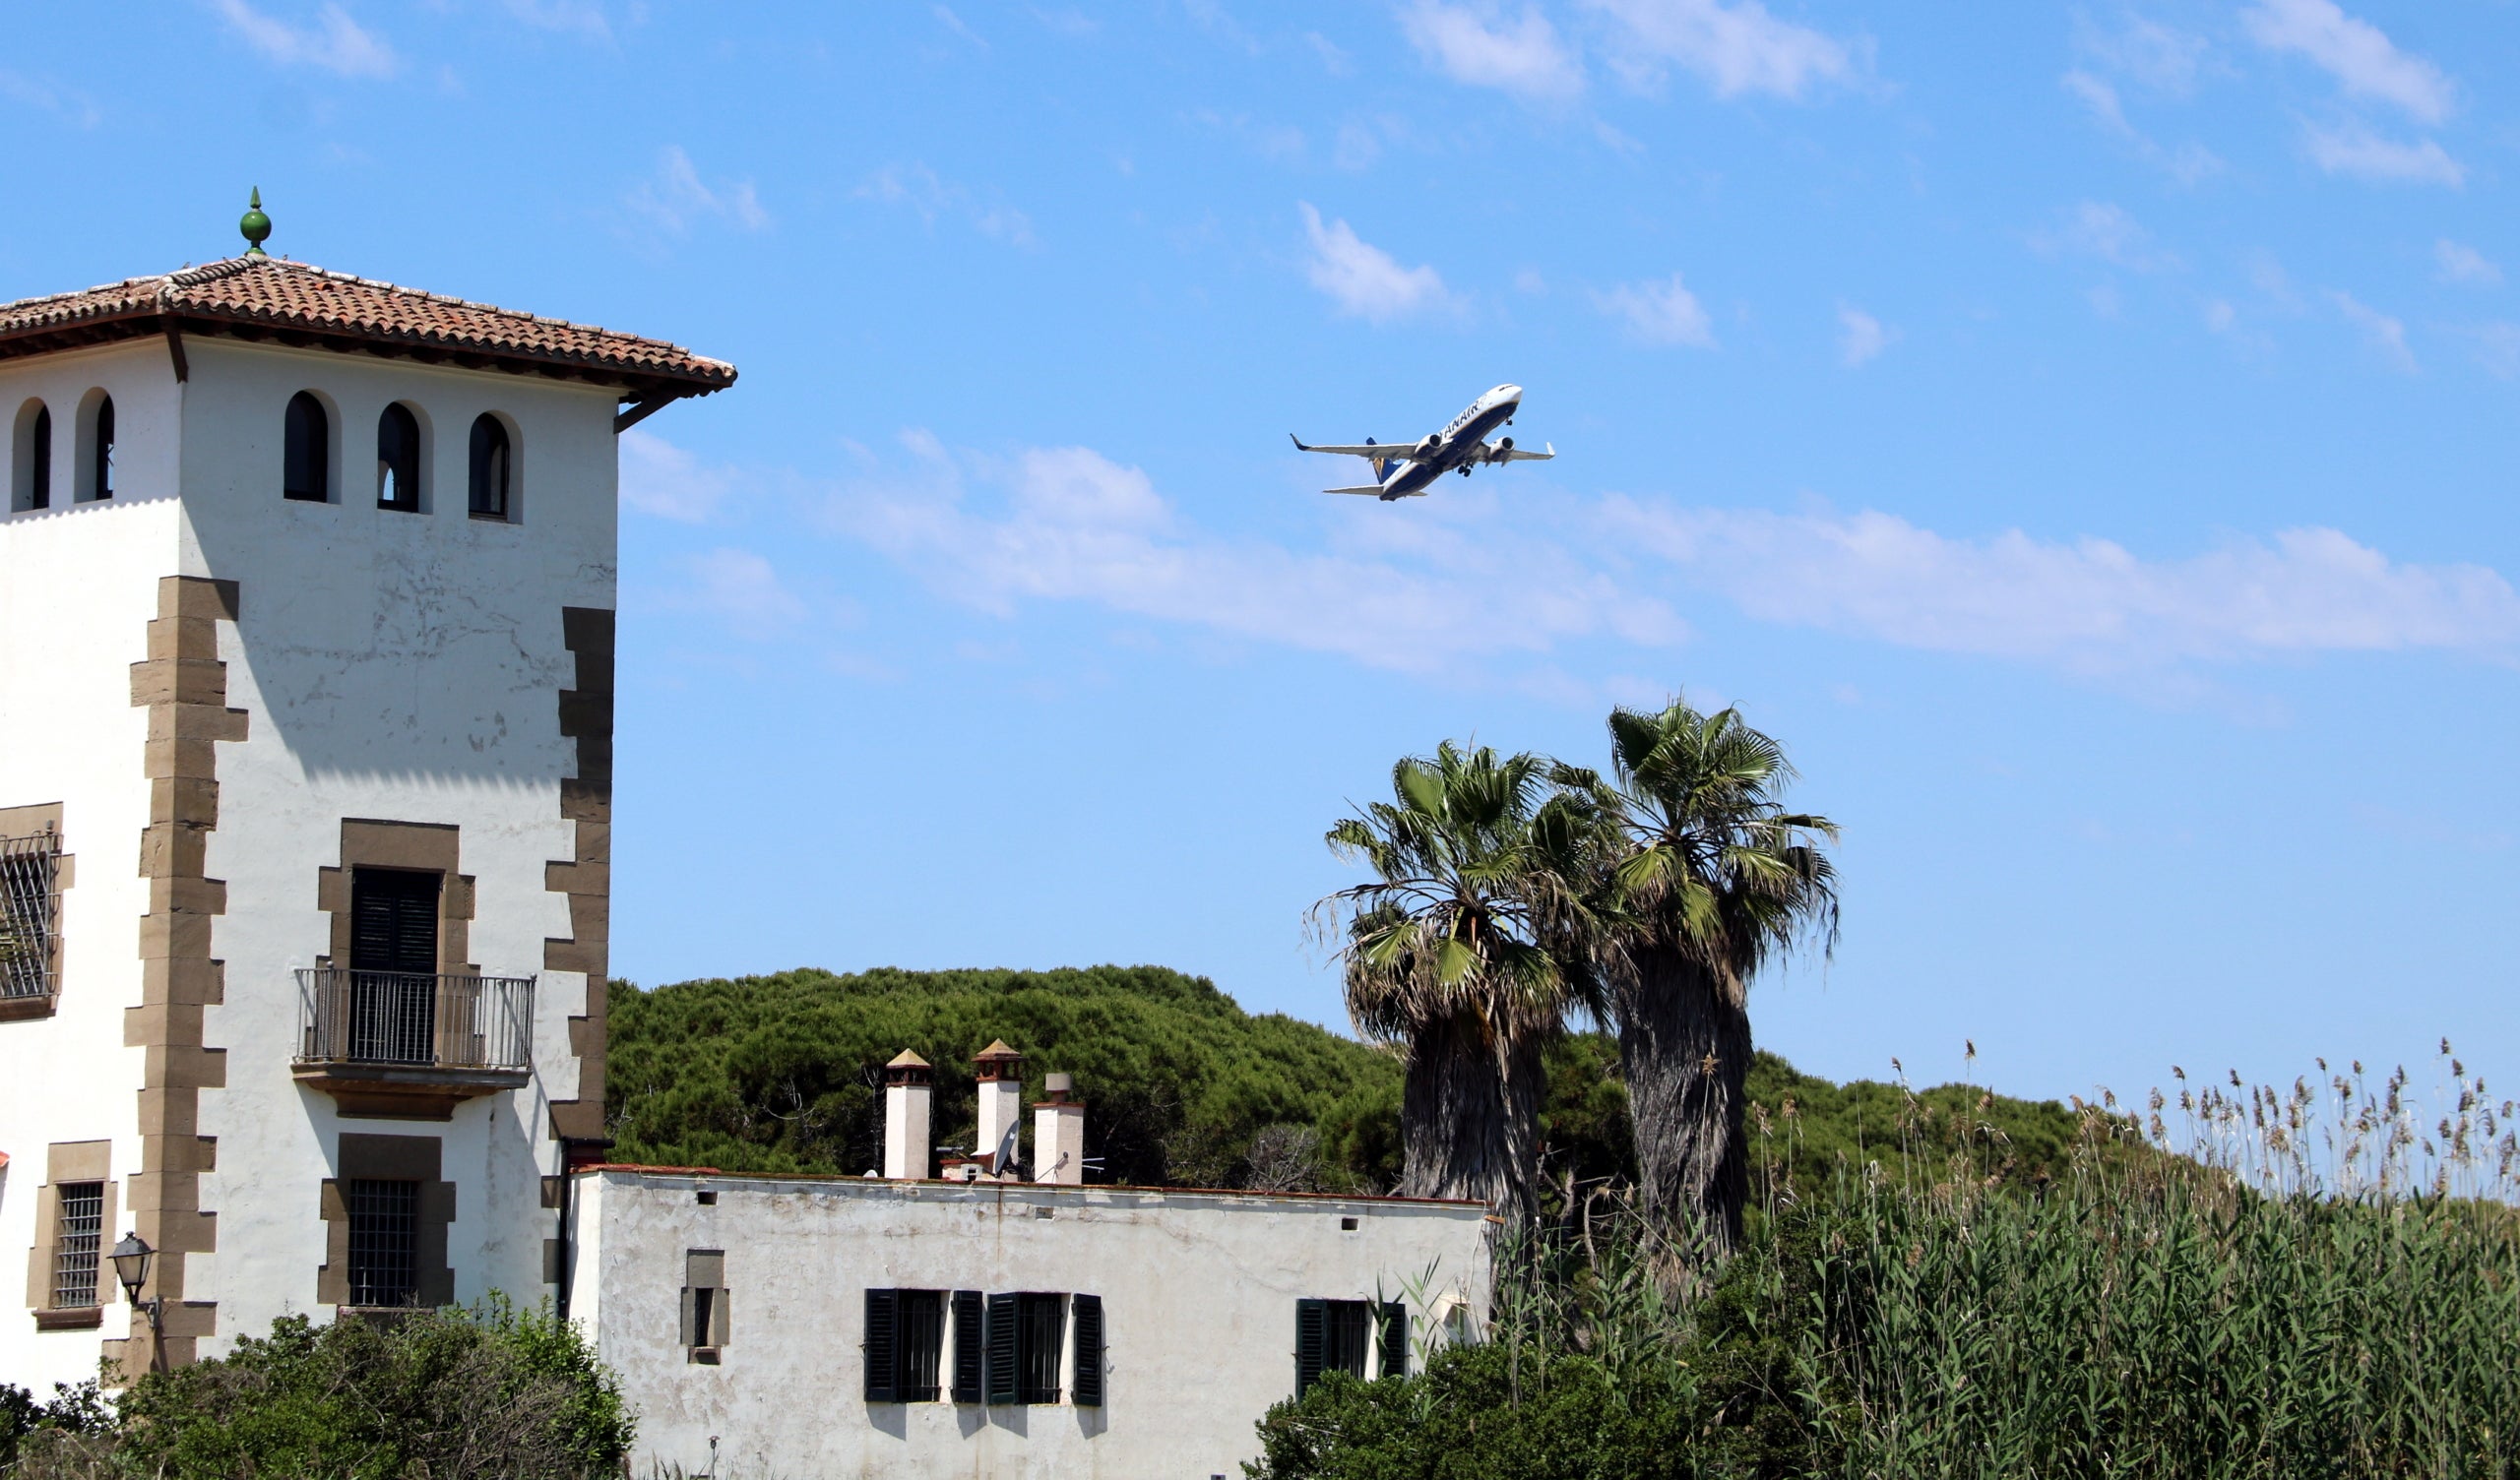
[
  {"xmin": 10, "ymin": 400, "xmax": 50, "ymax": 512},
  {"xmin": 376, "ymin": 402, "xmax": 425, "ymax": 513},
  {"xmin": 284, "ymin": 391, "xmax": 334, "ymax": 503},
  {"xmin": 75, "ymin": 389, "xmax": 114, "ymax": 503},
  {"xmin": 467, "ymin": 412, "xmax": 517, "ymax": 523}
]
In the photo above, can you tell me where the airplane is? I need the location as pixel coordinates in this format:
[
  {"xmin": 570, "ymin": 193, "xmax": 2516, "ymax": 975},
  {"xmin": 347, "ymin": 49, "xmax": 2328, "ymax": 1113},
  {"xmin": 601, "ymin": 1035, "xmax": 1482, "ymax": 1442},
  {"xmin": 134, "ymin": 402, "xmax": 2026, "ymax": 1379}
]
[{"xmin": 1291, "ymin": 383, "xmax": 1553, "ymax": 500}]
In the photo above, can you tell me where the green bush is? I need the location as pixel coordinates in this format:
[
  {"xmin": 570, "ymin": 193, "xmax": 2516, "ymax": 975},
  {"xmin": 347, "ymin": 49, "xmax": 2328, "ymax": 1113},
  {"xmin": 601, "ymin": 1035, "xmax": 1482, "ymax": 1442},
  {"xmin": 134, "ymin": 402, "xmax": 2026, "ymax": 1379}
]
[{"xmin": 7, "ymin": 1299, "xmax": 631, "ymax": 1480}]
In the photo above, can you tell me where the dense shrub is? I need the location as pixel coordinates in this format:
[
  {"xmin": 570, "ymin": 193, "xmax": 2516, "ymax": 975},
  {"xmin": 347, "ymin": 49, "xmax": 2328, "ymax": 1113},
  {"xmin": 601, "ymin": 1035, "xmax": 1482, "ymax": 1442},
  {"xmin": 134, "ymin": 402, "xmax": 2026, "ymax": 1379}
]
[{"xmin": 6, "ymin": 1299, "xmax": 630, "ymax": 1480}]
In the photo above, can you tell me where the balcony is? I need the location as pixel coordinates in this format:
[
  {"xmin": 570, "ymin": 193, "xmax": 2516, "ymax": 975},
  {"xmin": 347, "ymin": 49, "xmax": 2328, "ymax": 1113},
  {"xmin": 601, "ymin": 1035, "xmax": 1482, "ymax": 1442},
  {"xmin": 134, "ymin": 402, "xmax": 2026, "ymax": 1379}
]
[{"xmin": 293, "ymin": 968, "xmax": 536, "ymax": 1121}]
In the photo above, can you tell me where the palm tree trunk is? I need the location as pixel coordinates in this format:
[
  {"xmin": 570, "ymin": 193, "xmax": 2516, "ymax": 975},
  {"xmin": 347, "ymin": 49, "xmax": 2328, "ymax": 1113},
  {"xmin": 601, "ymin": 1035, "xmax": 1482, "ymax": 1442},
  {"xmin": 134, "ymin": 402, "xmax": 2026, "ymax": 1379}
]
[
  {"xmin": 1616, "ymin": 948, "xmax": 1751, "ymax": 1250},
  {"xmin": 1399, "ymin": 1010, "xmax": 1545, "ymax": 1218}
]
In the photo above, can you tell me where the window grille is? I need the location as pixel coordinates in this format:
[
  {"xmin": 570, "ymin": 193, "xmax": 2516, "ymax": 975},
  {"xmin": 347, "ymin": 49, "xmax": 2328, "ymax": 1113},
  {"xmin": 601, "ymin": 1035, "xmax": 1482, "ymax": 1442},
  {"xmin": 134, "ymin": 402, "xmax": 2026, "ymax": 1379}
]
[
  {"xmin": 51, "ymin": 1181, "xmax": 103, "ymax": 1309},
  {"xmin": 346, "ymin": 1178, "xmax": 419, "ymax": 1307},
  {"xmin": 1017, "ymin": 1292, "xmax": 1066, "ymax": 1405},
  {"xmin": 0, "ymin": 832, "xmax": 60, "ymax": 1001}
]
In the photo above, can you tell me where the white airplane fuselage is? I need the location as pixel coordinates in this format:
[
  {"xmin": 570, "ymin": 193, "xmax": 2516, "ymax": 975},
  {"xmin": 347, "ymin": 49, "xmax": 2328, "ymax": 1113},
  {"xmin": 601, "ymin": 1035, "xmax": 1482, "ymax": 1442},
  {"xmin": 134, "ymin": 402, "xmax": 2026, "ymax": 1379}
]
[{"xmin": 1367, "ymin": 384, "xmax": 1523, "ymax": 498}]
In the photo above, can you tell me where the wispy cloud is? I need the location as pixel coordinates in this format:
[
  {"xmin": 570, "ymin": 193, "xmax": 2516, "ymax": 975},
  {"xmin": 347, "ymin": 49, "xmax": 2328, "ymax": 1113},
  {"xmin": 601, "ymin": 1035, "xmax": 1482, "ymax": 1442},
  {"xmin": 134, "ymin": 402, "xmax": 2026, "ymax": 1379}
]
[
  {"xmin": 503, "ymin": 0, "xmax": 611, "ymax": 38},
  {"xmin": 671, "ymin": 548, "xmax": 810, "ymax": 639},
  {"xmin": 0, "ymin": 69, "xmax": 100, "ymax": 127},
  {"xmin": 621, "ymin": 429, "xmax": 740, "ymax": 523},
  {"xmin": 1601, "ymin": 502, "xmax": 2520, "ymax": 671},
  {"xmin": 2436, "ymin": 240, "xmax": 2502, "ymax": 287},
  {"xmin": 2032, "ymin": 201, "xmax": 2177, "ymax": 272},
  {"xmin": 627, "ymin": 146, "xmax": 771, "ymax": 235},
  {"xmin": 2060, "ymin": 69, "xmax": 2222, "ymax": 183},
  {"xmin": 212, "ymin": 0, "xmax": 396, "ymax": 77},
  {"xmin": 2329, "ymin": 290, "xmax": 2415, "ymax": 372},
  {"xmin": 835, "ymin": 436, "xmax": 1682, "ymax": 673},
  {"xmin": 1400, "ymin": 1, "xmax": 1585, "ymax": 102},
  {"xmin": 1298, "ymin": 204, "xmax": 1459, "ymax": 323},
  {"xmin": 1837, "ymin": 305, "xmax": 1894, "ymax": 367},
  {"xmin": 2300, "ymin": 120, "xmax": 2462, "ymax": 186},
  {"xmin": 2074, "ymin": 11, "xmax": 2207, "ymax": 95},
  {"xmin": 856, "ymin": 162, "xmax": 1035, "ymax": 247},
  {"xmin": 1595, "ymin": 274, "xmax": 1716, "ymax": 347},
  {"xmin": 2240, "ymin": 0, "xmax": 2453, "ymax": 123},
  {"xmin": 1584, "ymin": 0, "xmax": 1859, "ymax": 100}
]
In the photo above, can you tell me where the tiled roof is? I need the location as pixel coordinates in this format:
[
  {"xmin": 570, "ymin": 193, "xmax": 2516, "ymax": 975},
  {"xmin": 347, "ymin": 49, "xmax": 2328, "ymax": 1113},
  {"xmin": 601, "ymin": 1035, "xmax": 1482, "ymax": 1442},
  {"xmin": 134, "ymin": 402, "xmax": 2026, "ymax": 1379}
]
[{"xmin": 0, "ymin": 256, "xmax": 735, "ymax": 393}]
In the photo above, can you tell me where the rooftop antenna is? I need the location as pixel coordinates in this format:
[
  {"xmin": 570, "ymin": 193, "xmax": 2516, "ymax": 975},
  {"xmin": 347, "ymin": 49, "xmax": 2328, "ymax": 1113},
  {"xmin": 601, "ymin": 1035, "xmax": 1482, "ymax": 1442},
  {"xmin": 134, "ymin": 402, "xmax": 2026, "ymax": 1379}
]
[{"xmin": 239, "ymin": 188, "xmax": 272, "ymax": 258}]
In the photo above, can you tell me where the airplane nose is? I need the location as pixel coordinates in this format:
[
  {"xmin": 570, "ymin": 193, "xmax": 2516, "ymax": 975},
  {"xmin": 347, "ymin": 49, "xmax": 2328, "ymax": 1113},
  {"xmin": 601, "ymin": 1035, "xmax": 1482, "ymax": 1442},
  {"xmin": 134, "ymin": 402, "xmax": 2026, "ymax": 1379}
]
[{"xmin": 1496, "ymin": 384, "xmax": 1522, "ymax": 401}]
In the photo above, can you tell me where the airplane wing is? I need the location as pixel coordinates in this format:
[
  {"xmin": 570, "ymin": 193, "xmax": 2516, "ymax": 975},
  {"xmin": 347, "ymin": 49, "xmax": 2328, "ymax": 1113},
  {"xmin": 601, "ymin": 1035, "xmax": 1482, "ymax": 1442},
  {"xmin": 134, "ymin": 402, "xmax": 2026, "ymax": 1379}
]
[
  {"xmin": 1484, "ymin": 441, "xmax": 1555, "ymax": 462},
  {"xmin": 1291, "ymin": 435, "xmax": 1436, "ymax": 462},
  {"xmin": 1322, "ymin": 485, "xmax": 1426, "ymax": 498}
]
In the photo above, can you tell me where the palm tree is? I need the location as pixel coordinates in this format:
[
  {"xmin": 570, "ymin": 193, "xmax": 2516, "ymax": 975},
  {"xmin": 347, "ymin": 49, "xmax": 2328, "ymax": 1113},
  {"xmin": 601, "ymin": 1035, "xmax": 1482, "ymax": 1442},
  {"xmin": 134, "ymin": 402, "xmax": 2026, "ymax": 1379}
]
[
  {"xmin": 1562, "ymin": 700, "xmax": 1838, "ymax": 1249},
  {"xmin": 1317, "ymin": 742, "xmax": 1597, "ymax": 1217}
]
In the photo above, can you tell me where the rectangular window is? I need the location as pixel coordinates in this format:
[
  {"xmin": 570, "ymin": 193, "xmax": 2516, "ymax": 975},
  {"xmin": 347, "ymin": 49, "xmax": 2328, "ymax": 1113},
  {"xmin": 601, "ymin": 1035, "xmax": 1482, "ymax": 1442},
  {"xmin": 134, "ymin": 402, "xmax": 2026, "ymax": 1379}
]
[
  {"xmin": 1295, "ymin": 1298, "xmax": 1401, "ymax": 1394},
  {"xmin": 346, "ymin": 1178, "xmax": 419, "ymax": 1307},
  {"xmin": 864, "ymin": 1288, "xmax": 946, "ymax": 1401},
  {"xmin": 347, "ymin": 868, "xmax": 439, "ymax": 1064},
  {"xmin": 684, "ymin": 1250, "xmax": 728, "ymax": 1362},
  {"xmin": 0, "ymin": 832, "xmax": 61, "ymax": 1003},
  {"xmin": 1017, "ymin": 1292, "xmax": 1065, "ymax": 1406},
  {"xmin": 50, "ymin": 1181, "xmax": 103, "ymax": 1309}
]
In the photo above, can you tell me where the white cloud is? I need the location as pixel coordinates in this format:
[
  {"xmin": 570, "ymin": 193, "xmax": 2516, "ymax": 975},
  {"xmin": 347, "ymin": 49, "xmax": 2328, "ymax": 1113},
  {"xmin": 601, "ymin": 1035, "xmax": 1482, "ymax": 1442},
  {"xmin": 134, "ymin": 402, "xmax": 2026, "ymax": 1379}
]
[
  {"xmin": 627, "ymin": 146, "xmax": 771, "ymax": 235},
  {"xmin": 620, "ymin": 429, "xmax": 740, "ymax": 523},
  {"xmin": 2471, "ymin": 324, "xmax": 2520, "ymax": 380},
  {"xmin": 1595, "ymin": 274, "xmax": 1716, "ymax": 347},
  {"xmin": 0, "ymin": 69, "xmax": 100, "ymax": 127},
  {"xmin": 2203, "ymin": 298, "xmax": 2236, "ymax": 334},
  {"xmin": 1584, "ymin": 0, "xmax": 1857, "ymax": 100},
  {"xmin": 2075, "ymin": 12, "xmax": 2207, "ymax": 95},
  {"xmin": 2033, "ymin": 201, "xmax": 2176, "ymax": 272},
  {"xmin": 2300, "ymin": 121, "xmax": 2462, "ymax": 186},
  {"xmin": 2061, "ymin": 68, "xmax": 2222, "ymax": 183},
  {"xmin": 1600, "ymin": 501, "xmax": 2520, "ymax": 670},
  {"xmin": 1400, "ymin": 1, "xmax": 1584, "ymax": 102},
  {"xmin": 504, "ymin": 0, "xmax": 611, "ymax": 37},
  {"xmin": 213, "ymin": 0, "xmax": 396, "ymax": 77},
  {"xmin": 2241, "ymin": 0, "xmax": 2453, "ymax": 123},
  {"xmin": 2063, "ymin": 69, "xmax": 2130, "ymax": 133},
  {"xmin": 1298, "ymin": 204, "xmax": 1458, "ymax": 323},
  {"xmin": 2329, "ymin": 290, "xmax": 2415, "ymax": 372},
  {"xmin": 674, "ymin": 548, "xmax": 810, "ymax": 639},
  {"xmin": 1837, "ymin": 305, "xmax": 1893, "ymax": 367},
  {"xmin": 837, "ymin": 439, "xmax": 1683, "ymax": 674},
  {"xmin": 857, "ymin": 162, "xmax": 1034, "ymax": 247},
  {"xmin": 2435, "ymin": 239, "xmax": 2501, "ymax": 287}
]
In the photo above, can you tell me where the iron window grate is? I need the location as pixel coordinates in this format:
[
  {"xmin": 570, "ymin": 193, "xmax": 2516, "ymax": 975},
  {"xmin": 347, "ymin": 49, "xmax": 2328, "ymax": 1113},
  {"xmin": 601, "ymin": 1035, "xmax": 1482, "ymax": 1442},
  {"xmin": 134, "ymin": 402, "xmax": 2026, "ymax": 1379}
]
[
  {"xmin": 0, "ymin": 832, "xmax": 60, "ymax": 1001},
  {"xmin": 347, "ymin": 1178, "xmax": 419, "ymax": 1307},
  {"xmin": 51, "ymin": 1181, "xmax": 102, "ymax": 1309}
]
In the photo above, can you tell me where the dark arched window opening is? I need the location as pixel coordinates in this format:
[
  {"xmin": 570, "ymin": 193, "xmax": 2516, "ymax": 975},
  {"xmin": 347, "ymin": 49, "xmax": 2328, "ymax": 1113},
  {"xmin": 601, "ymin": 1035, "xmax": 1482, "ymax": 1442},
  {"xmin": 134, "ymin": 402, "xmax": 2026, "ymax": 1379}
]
[
  {"xmin": 377, "ymin": 403, "xmax": 420, "ymax": 512},
  {"xmin": 467, "ymin": 414, "xmax": 511, "ymax": 521},
  {"xmin": 90, "ymin": 397, "xmax": 114, "ymax": 502},
  {"xmin": 28, "ymin": 405, "xmax": 50, "ymax": 510},
  {"xmin": 284, "ymin": 393, "xmax": 330, "ymax": 503}
]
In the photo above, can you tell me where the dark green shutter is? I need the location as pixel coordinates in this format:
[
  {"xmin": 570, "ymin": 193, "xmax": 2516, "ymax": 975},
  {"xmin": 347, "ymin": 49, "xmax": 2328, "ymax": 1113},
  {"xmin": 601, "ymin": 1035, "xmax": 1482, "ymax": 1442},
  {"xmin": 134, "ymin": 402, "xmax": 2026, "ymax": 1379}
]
[
  {"xmin": 950, "ymin": 1290, "xmax": 984, "ymax": 1402},
  {"xmin": 1379, "ymin": 1301, "xmax": 1407, "ymax": 1379},
  {"xmin": 1071, "ymin": 1294, "xmax": 1105, "ymax": 1407},
  {"xmin": 1295, "ymin": 1299, "xmax": 1328, "ymax": 1395},
  {"xmin": 985, "ymin": 1292, "xmax": 1020, "ymax": 1405},
  {"xmin": 863, "ymin": 1289, "xmax": 900, "ymax": 1402}
]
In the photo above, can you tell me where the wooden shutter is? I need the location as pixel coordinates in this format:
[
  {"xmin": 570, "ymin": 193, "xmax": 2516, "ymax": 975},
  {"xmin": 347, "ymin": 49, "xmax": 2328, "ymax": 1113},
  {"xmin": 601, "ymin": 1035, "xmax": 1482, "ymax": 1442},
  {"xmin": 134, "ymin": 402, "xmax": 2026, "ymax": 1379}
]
[
  {"xmin": 863, "ymin": 1288, "xmax": 900, "ymax": 1402},
  {"xmin": 1379, "ymin": 1301, "xmax": 1407, "ymax": 1379},
  {"xmin": 1070, "ymin": 1294, "xmax": 1104, "ymax": 1407},
  {"xmin": 950, "ymin": 1290, "xmax": 985, "ymax": 1403},
  {"xmin": 350, "ymin": 869, "xmax": 439, "ymax": 973},
  {"xmin": 1294, "ymin": 1298, "xmax": 1328, "ymax": 1396},
  {"xmin": 984, "ymin": 1292, "xmax": 1020, "ymax": 1405}
]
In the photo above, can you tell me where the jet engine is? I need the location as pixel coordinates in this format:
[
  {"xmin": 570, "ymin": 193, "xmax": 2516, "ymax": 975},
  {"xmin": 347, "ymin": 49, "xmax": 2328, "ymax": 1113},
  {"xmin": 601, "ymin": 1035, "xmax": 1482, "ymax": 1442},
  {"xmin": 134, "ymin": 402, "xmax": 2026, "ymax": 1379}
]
[
  {"xmin": 1493, "ymin": 436, "xmax": 1514, "ymax": 461},
  {"xmin": 1416, "ymin": 435, "xmax": 1442, "ymax": 459}
]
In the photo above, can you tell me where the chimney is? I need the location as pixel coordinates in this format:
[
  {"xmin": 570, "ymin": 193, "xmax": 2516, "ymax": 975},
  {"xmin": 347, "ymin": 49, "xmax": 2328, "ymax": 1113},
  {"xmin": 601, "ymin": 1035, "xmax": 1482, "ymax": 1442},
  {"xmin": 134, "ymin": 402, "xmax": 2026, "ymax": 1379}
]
[
  {"xmin": 883, "ymin": 1051, "xmax": 933, "ymax": 1180},
  {"xmin": 1034, "ymin": 1072, "xmax": 1086, "ymax": 1186},
  {"xmin": 973, "ymin": 1040, "xmax": 1025, "ymax": 1177}
]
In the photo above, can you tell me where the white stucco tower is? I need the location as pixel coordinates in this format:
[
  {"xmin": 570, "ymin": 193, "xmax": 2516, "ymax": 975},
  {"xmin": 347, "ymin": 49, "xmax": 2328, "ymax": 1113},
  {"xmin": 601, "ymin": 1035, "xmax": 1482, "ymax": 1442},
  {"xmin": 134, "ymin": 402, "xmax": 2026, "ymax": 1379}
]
[{"xmin": 0, "ymin": 201, "xmax": 734, "ymax": 1382}]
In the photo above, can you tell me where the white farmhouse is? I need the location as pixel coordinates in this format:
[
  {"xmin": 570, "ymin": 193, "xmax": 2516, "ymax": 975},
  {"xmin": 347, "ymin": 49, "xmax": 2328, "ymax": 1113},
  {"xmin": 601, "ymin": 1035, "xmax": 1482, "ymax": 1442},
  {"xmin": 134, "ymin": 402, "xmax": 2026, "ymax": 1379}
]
[{"xmin": 0, "ymin": 199, "xmax": 733, "ymax": 1383}]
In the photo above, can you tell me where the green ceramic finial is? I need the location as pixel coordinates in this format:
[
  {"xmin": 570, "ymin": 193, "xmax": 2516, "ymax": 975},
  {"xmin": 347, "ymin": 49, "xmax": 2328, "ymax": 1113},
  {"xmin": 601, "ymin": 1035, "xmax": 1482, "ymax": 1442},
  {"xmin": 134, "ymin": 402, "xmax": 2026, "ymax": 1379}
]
[{"xmin": 239, "ymin": 188, "xmax": 272, "ymax": 258}]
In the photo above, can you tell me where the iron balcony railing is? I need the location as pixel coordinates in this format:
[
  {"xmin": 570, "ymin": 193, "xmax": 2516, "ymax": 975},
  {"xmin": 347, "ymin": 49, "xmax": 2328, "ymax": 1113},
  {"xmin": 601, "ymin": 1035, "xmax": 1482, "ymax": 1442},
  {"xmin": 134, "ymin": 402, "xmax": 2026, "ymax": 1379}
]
[{"xmin": 295, "ymin": 968, "xmax": 535, "ymax": 1072}]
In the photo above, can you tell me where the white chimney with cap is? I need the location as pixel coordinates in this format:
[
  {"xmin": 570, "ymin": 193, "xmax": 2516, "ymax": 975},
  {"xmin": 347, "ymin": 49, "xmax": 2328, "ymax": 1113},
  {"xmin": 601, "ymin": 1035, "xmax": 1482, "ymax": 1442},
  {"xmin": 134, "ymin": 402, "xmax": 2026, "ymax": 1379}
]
[
  {"xmin": 973, "ymin": 1040, "xmax": 1025, "ymax": 1178},
  {"xmin": 882, "ymin": 1050, "xmax": 933, "ymax": 1180},
  {"xmin": 1034, "ymin": 1072, "xmax": 1086, "ymax": 1185}
]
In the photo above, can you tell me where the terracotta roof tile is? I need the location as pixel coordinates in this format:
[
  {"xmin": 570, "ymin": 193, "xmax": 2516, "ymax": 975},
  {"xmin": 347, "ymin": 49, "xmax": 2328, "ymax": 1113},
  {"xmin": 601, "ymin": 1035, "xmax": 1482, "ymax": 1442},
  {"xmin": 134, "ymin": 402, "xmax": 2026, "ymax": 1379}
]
[{"xmin": 0, "ymin": 256, "xmax": 734, "ymax": 392}]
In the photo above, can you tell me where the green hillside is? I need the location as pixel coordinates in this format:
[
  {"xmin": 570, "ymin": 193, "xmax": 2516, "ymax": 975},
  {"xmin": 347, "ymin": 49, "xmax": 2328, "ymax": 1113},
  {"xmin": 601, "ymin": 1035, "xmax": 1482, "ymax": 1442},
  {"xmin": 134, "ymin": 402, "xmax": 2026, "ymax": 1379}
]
[{"xmin": 605, "ymin": 966, "xmax": 2108, "ymax": 1196}]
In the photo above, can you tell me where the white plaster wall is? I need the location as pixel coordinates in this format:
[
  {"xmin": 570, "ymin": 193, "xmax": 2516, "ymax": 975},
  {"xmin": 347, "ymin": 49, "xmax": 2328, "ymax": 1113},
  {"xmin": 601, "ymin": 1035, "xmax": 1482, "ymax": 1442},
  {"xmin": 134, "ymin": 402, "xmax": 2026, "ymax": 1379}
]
[
  {"xmin": 577, "ymin": 1171, "xmax": 1493, "ymax": 1480},
  {"xmin": 175, "ymin": 339, "xmax": 620, "ymax": 1355},
  {"xmin": 0, "ymin": 339, "xmax": 188, "ymax": 1389}
]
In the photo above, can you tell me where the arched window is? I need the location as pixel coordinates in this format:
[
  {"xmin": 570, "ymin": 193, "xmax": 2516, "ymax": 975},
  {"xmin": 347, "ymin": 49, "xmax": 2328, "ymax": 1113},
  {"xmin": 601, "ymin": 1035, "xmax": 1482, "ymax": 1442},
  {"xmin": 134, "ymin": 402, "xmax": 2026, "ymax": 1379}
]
[
  {"xmin": 376, "ymin": 403, "xmax": 420, "ymax": 512},
  {"xmin": 284, "ymin": 393, "xmax": 330, "ymax": 503},
  {"xmin": 467, "ymin": 414, "xmax": 511, "ymax": 521},
  {"xmin": 14, "ymin": 401, "xmax": 50, "ymax": 511},
  {"xmin": 89, "ymin": 396, "xmax": 114, "ymax": 502}
]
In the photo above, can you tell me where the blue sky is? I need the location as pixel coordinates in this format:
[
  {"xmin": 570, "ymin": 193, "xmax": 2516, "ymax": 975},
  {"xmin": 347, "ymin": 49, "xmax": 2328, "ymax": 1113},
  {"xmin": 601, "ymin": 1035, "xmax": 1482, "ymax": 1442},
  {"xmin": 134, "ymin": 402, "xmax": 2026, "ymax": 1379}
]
[{"xmin": 7, "ymin": 0, "xmax": 2517, "ymax": 1107}]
